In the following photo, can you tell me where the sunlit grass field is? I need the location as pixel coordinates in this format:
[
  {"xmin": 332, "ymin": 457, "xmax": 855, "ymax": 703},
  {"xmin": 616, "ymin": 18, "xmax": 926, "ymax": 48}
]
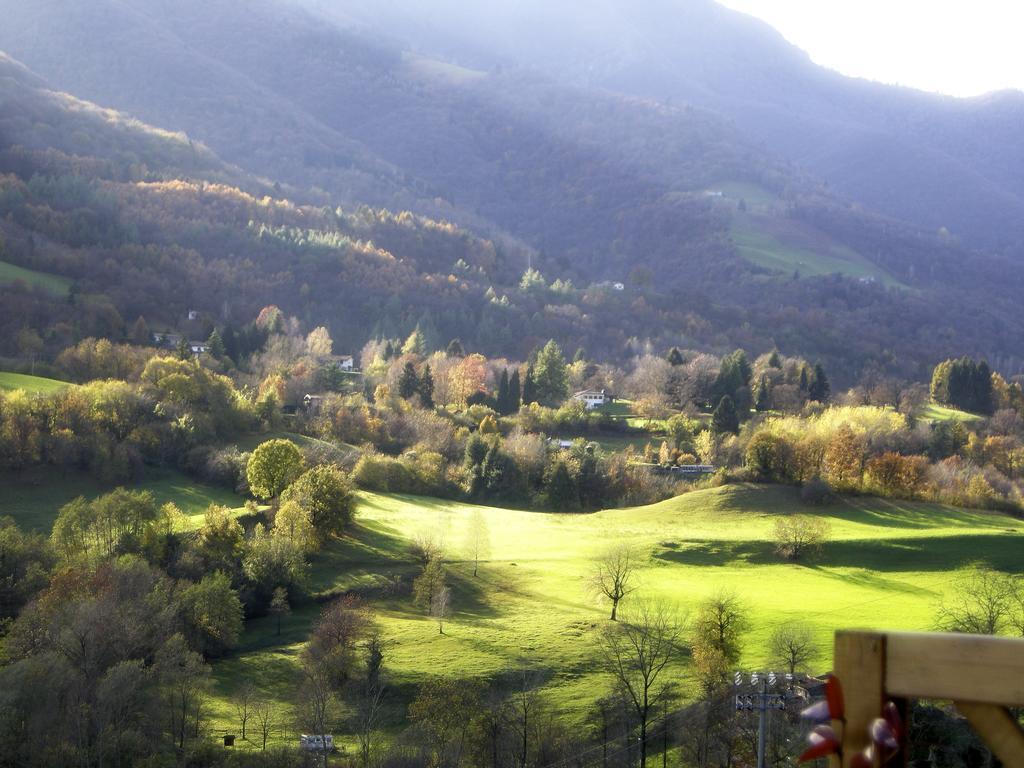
[
  {"xmin": 5, "ymin": 431, "xmax": 1022, "ymax": 753},
  {"xmin": 205, "ymin": 484, "xmax": 1024, "ymax": 750},
  {"xmin": 0, "ymin": 370, "xmax": 69, "ymax": 394},
  {"xmin": 730, "ymin": 215, "xmax": 902, "ymax": 287},
  {"xmin": 917, "ymin": 402, "xmax": 985, "ymax": 424}
]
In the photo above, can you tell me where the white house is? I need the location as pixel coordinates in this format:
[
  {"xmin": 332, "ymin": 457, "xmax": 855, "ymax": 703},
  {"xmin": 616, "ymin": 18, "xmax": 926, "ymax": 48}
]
[
  {"xmin": 188, "ymin": 341, "xmax": 210, "ymax": 356},
  {"xmin": 152, "ymin": 332, "xmax": 183, "ymax": 347},
  {"xmin": 572, "ymin": 389, "xmax": 610, "ymax": 410},
  {"xmin": 326, "ymin": 354, "xmax": 355, "ymax": 371},
  {"xmin": 187, "ymin": 310, "xmax": 199, "ymax": 321}
]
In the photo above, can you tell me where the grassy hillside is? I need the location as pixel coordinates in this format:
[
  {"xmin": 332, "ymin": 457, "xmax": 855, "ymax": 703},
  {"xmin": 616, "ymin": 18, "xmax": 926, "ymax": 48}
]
[
  {"xmin": 206, "ymin": 484, "xmax": 1024, "ymax": 748},
  {"xmin": 0, "ymin": 259, "xmax": 72, "ymax": 295},
  {"xmin": 730, "ymin": 214, "xmax": 902, "ymax": 287},
  {"xmin": 3, "ymin": 466, "xmax": 243, "ymax": 531},
  {"xmin": 918, "ymin": 402, "xmax": 986, "ymax": 424},
  {"xmin": 0, "ymin": 370, "xmax": 69, "ymax": 394}
]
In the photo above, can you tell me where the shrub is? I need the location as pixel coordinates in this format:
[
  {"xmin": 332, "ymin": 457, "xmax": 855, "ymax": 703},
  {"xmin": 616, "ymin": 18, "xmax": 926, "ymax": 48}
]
[
  {"xmin": 280, "ymin": 464, "xmax": 355, "ymax": 540},
  {"xmin": 773, "ymin": 514, "xmax": 831, "ymax": 561},
  {"xmin": 800, "ymin": 476, "xmax": 833, "ymax": 506}
]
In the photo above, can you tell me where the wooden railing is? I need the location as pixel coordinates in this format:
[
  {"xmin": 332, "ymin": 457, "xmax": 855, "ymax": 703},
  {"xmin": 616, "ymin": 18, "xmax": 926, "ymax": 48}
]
[{"xmin": 831, "ymin": 630, "xmax": 1024, "ymax": 768}]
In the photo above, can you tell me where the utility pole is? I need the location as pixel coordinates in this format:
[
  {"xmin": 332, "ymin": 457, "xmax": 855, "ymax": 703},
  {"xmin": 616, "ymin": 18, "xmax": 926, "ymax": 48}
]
[{"xmin": 734, "ymin": 672, "xmax": 787, "ymax": 768}]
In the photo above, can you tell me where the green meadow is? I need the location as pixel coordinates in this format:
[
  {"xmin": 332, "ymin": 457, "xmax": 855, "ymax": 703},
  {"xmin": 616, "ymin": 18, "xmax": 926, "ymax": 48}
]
[
  {"xmin": 5, "ymin": 466, "xmax": 1023, "ymax": 750},
  {"xmin": 0, "ymin": 371, "xmax": 69, "ymax": 394},
  {"xmin": 0, "ymin": 259, "xmax": 73, "ymax": 296},
  {"xmin": 204, "ymin": 484, "xmax": 1024, "ymax": 747},
  {"xmin": 917, "ymin": 402, "xmax": 985, "ymax": 424},
  {"xmin": 2, "ymin": 466, "xmax": 242, "ymax": 531},
  {"xmin": 730, "ymin": 215, "xmax": 901, "ymax": 287}
]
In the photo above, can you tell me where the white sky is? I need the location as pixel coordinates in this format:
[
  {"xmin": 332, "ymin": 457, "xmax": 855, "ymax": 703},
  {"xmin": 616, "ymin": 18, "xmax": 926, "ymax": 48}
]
[{"xmin": 714, "ymin": 0, "xmax": 1024, "ymax": 97}]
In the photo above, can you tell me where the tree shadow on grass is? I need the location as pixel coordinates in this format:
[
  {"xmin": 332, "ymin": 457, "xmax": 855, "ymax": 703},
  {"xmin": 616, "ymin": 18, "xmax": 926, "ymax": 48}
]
[
  {"xmin": 833, "ymin": 496, "xmax": 1020, "ymax": 531},
  {"xmin": 654, "ymin": 533, "xmax": 1024, "ymax": 574},
  {"xmin": 212, "ymin": 642, "xmax": 303, "ymax": 699}
]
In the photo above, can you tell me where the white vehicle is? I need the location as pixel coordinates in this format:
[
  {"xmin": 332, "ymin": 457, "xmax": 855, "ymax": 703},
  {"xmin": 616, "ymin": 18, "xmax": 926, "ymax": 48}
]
[{"xmin": 300, "ymin": 734, "xmax": 334, "ymax": 752}]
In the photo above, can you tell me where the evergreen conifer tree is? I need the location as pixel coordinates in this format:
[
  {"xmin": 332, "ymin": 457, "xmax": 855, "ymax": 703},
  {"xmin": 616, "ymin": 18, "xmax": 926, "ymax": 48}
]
[
  {"xmin": 497, "ymin": 369, "xmax": 511, "ymax": 414},
  {"xmin": 755, "ymin": 376, "xmax": 770, "ymax": 412},
  {"xmin": 545, "ymin": 461, "xmax": 579, "ymax": 511},
  {"xmin": 808, "ymin": 362, "xmax": 831, "ymax": 403},
  {"xmin": 176, "ymin": 337, "xmax": 191, "ymax": 361},
  {"xmin": 509, "ymin": 368, "xmax": 522, "ymax": 412},
  {"xmin": 522, "ymin": 365, "xmax": 538, "ymax": 405},
  {"xmin": 418, "ymin": 365, "xmax": 435, "ymax": 408},
  {"xmin": 399, "ymin": 362, "xmax": 420, "ymax": 399},
  {"xmin": 533, "ymin": 340, "xmax": 569, "ymax": 406},
  {"xmin": 712, "ymin": 395, "xmax": 740, "ymax": 435},
  {"xmin": 207, "ymin": 329, "xmax": 225, "ymax": 359}
]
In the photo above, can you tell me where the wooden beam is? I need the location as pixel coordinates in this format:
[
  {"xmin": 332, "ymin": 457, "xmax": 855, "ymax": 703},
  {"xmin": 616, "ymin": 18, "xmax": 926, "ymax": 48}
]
[
  {"xmin": 956, "ymin": 702, "xmax": 1024, "ymax": 768},
  {"xmin": 833, "ymin": 631, "xmax": 887, "ymax": 768},
  {"xmin": 886, "ymin": 632, "xmax": 1024, "ymax": 707}
]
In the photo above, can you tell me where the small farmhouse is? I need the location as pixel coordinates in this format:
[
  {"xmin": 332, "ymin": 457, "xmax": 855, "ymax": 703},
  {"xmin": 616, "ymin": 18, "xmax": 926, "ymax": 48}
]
[
  {"xmin": 152, "ymin": 332, "xmax": 183, "ymax": 348},
  {"xmin": 572, "ymin": 389, "xmax": 610, "ymax": 410},
  {"xmin": 188, "ymin": 341, "xmax": 210, "ymax": 356},
  {"xmin": 303, "ymin": 394, "xmax": 324, "ymax": 415},
  {"xmin": 327, "ymin": 354, "xmax": 355, "ymax": 371}
]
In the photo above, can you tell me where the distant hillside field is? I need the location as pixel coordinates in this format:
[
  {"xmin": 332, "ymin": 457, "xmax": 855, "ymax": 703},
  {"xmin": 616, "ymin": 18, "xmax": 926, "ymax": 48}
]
[
  {"xmin": 205, "ymin": 484, "xmax": 1024, "ymax": 748},
  {"xmin": 0, "ymin": 260, "xmax": 72, "ymax": 295},
  {"xmin": 3, "ymin": 466, "xmax": 243, "ymax": 532},
  {"xmin": 917, "ymin": 403, "xmax": 986, "ymax": 424},
  {"xmin": 0, "ymin": 371, "xmax": 69, "ymax": 394}
]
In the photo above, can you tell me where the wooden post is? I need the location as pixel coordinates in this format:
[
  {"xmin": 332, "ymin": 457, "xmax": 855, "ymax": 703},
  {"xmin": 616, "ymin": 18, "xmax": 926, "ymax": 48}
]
[
  {"xmin": 955, "ymin": 702, "xmax": 1024, "ymax": 768},
  {"xmin": 832, "ymin": 631, "xmax": 887, "ymax": 768}
]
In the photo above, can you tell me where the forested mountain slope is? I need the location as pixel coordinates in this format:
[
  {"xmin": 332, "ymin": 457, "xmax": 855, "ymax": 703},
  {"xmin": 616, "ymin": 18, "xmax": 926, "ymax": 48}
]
[
  {"xmin": 310, "ymin": 0, "xmax": 1024, "ymax": 254},
  {"xmin": 3, "ymin": 1, "xmax": 1024, "ymax": 380}
]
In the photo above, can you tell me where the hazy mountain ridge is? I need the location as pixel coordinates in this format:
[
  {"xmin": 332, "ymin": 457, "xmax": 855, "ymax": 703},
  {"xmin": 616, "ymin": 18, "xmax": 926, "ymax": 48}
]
[
  {"xmin": 3, "ymin": 0, "xmax": 1024, "ymax": 378},
  {"xmin": 306, "ymin": 0, "xmax": 1024, "ymax": 253}
]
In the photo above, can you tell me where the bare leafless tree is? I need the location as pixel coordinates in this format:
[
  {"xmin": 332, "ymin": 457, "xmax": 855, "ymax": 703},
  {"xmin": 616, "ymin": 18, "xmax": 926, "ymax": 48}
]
[
  {"xmin": 768, "ymin": 623, "xmax": 819, "ymax": 675},
  {"xmin": 355, "ymin": 680, "xmax": 387, "ymax": 768},
  {"xmin": 297, "ymin": 658, "xmax": 337, "ymax": 768},
  {"xmin": 252, "ymin": 699, "xmax": 276, "ymax": 752},
  {"xmin": 936, "ymin": 568, "xmax": 1023, "ymax": 635},
  {"xmin": 231, "ymin": 682, "xmax": 257, "ymax": 741},
  {"xmin": 412, "ymin": 527, "xmax": 446, "ymax": 565},
  {"xmin": 509, "ymin": 671, "xmax": 544, "ymax": 768},
  {"xmin": 432, "ymin": 585, "xmax": 452, "ymax": 634},
  {"xmin": 591, "ymin": 544, "xmax": 637, "ymax": 621},
  {"xmin": 464, "ymin": 510, "xmax": 492, "ymax": 577},
  {"xmin": 600, "ymin": 601, "xmax": 683, "ymax": 768},
  {"xmin": 773, "ymin": 515, "xmax": 831, "ymax": 561}
]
